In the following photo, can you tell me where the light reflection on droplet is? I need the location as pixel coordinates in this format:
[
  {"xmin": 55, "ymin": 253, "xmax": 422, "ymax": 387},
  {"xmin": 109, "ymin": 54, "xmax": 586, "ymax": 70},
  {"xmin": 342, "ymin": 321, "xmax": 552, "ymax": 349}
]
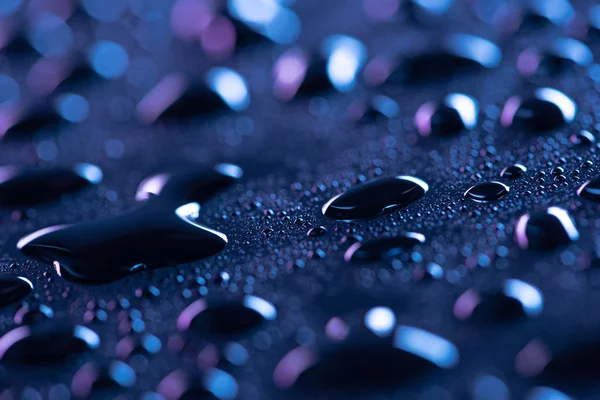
[
  {"xmin": 273, "ymin": 48, "xmax": 308, "ymax": 101},
  {"xmin": 243, "ymin": 295, "xmax": 277, "ymax": 320},
  {"xmin": 535, "ymin": 88, "xmax": 576, "ymax": 122},
  {"xmin": 322, "ymin": 35, "xmax": 366, "ymax": 93},
  {"xmin": 227, "ymin": 0, "xmax": 300, "ymax": 44},
  {"xmin": 206, "ymin": 67, "xmax": 250, "ymax": 112},
  {"xmin": 445, "ymin": 34, "xmax": 501, "ymax": 68},
  {"xmin": 393, "ymin": 325, "xmax": 459, "ymax": 368},
  {"xmin": 364, "ymin": 306, "xmax": 396, "ymax": 337},
  {"xmin": 504, "ymin": 279, "xmax": 543, "ymax": 317}
]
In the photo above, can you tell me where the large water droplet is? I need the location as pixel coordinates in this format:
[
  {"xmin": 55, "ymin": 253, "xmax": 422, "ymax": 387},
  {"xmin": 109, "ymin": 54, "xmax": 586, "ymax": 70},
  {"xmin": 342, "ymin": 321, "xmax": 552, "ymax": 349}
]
[
  {"xmin": 344, "ymin": 233, "xmax": 426, "ymax": 262},
  {"xmin": 177, "ymin": 295, "xmax": 276, "ymax": 335},
  {"xmin": 515, "ymin": 207, "xmax": 579, "ymax": 250},
  {"xmin": 501, "ymin": 88, "xmax": 576, "ymax": 132},
  {"xmin": 322, "ymin": 176, "xmax": 429, "ymax": 220},
  {"xmin": 0, "ymin": 164, "xmax": 102, "ymax": 206},
  {"xmin": 17, "ymin": 164, "xmax": 241, "ymax": 284},
  {"xmin": 415, "ymin": 93, "xmax": 478, "ymax": 136},
  {"xmin": 464, "ymin": 181, "xmax": 510, "ymax": 202}
]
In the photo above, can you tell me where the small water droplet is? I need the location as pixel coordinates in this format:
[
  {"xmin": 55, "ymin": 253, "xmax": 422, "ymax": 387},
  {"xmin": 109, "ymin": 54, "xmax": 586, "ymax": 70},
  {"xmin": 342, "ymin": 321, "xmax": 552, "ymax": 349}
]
[
  {"xmin": 515, "ymin": 207, "xmax": 579, "ymax": 249},
  {"xmin": 344, "ymin": 233, "xmax": 426, "ymax": 262},
  {"xmin": 322, "ymin": 176, "xmax": 428, "ymax": 220},
  {"xmin": 464, "ymin": 181, "xmax": 510, "ymax": 202},
  {"xmin": 177, "ymin": 295, "xmax": 276, "ymax": 336},
  {"xmin": 0, "ymin": 164, "xmax": 102, "ymax": 206},
  {"xmin": 0, "ymin": 275, "xmax": 32, "ymax": 307},
  {"xmin": 454, "ymin": 279, "xmax": 543, "ymax": 322},
  {"xmin": 415, "ymin": 93, "xmax": 478, "ymax": 136},
  {"xmin": 501, "ymin": 164, "xmax": 527, "ymax": 179},
  {"xmin": 0, "ymin": 321, "xmax": 100, "ymax": 363},
  {"xmin": 501, "ymin": 88, "xmax": 576, "ymax": 132}
]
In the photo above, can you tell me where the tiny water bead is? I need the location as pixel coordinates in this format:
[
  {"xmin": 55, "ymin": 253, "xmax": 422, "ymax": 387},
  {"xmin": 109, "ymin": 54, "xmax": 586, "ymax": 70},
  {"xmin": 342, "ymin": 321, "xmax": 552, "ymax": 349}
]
[
  {"xmin": 274, "ymin": 323, "xmax": 459, "ymax": 391},
  {"xmin": 322, "ymin": 176, "xmax": 429, "ymax": 220},
  {"xmin": 577, "ymin": 176, "xmax": 600, "ymax": 202},
  {"xmin": 17, "ymin": 164, "xmax": 242, "ymax": 284},
  {"xmin": 415, "ymin": 93, "xmax": 478, "ymax": 136},
  {"xmin": 344, "ymin": 233, "xmax": 426, "ymax": 262},
  {"xmin": 177, "ymin": 295, "xmax": 276, "ymax": 336},
  {"xmin": 515, "ymin": 207, "xmax": 579, "ymax": 250},
  {"xmin": 501, "ymin": 88, "xmax": 576, "ymax": 132},
  {"xmin": 501, "ymin": 164, "xmax": 527, "ymax": 179},
  {"xmin": 0, "ymin": 275, "xmax": 33, "ymax": 307},
  {"xmin": 0, "ymin": 164, "xmax": 102, "ymax": 206},
  {"xmin": 454, "ymin": 279, "xmax": 543, "ymax": 323},
  {"xmin": 0, "ymin": 322, "xmax": 100, "ymax": 363},
  {"xmin": 464, "ymin": 181, "xmax": 510, "ymax": 202}
]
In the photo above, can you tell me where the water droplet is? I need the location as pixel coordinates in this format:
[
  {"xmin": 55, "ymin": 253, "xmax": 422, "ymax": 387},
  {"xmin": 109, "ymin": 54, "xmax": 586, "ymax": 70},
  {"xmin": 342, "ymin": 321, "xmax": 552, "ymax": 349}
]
[
  {"xmin": 0, "ymin": 276, "xmax": 32, "ymax": 307},
  {"xmin": 518, "ymin": 38, "xmax": 592, "ymax": 77},
  {"xmin": 344, "ymin": 233, "xmax": 426, "ymax": 262},
  {"xmin": 137, "ymin": 69, "xmax": 249, "ymax": 123},
  {"xmin": 501, "ymin": 164, "xmax": 527, "ymax": 179},
  {"xmin": 532, "ymin": 340, "xmax": 600, "ymax": 390},
  {"xmin": 0, "ymin": 103, "xmax": 63, "ymax": 139},
  {"xmin": 17, "ymin": 164, "xmax": 241, "ymax": 284},
  {"xmin": 71, "ymin": 360, "xmax": 136, "ymax": 397},
  {"xmin": 577, "ymin": 175, "xmax": 600, "ymax": 202},
  {"xmin": 464, "ymin": 181, "xmax": 510, "ymax": 202},
  {"xmin": 307, "ymin": 226, "xmax": 327, "ymax": 237},
  {"xmin": 415, "ymin": 93, "xmax": 478, "ymax": 136},
  {"xmin": 0, "ymin": 322, "xmax": 99, "ymax": 363},
  {"xmin": 322, "ymin": 176, "xmax": 429, "ymax": 220},
  {"xmin": 158, "ymin": 368, "xmax": 239, "ymax": 400},
  {"xmin": 526, "ymin": 387, "xmax": 572, "ymax": 400},
  {"xmin": 274, "ymin": 325, "xmax": 458, "ymax": 390},
  {"xmin": 346, "ymin": 95, "xmax": 399, "ymax": 123},
  {"xmin": 454, "ymin": 279, "xmax": 543, "ymax": 322},
  {"xmin": 227, "ymin": 0, "xmax": 300, "ymax": 45},
  {"xmin": 515, "ymin": 207, "xmax": 579, "ymax": 250},
  {"xmin": 501, "ymin": 88, "xmax": 576, "ymax": 132},
  {"xmin": 177, "ymin": 295, "xmax": 276, "ymax": 335},
  {"xmin": 0, "ymin": 164, "xmax": 102, "ymax": 206},
  {"xmin": 524, "ymin": 0, "xmax": 574, "ymax": 27},
  {"xmin": 382, "ymin": 34, "xmax": 501, "ymax": 84},
  {"xmin": 14, "ymin": 304, "xmax": 53, "ymax": 325}
]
